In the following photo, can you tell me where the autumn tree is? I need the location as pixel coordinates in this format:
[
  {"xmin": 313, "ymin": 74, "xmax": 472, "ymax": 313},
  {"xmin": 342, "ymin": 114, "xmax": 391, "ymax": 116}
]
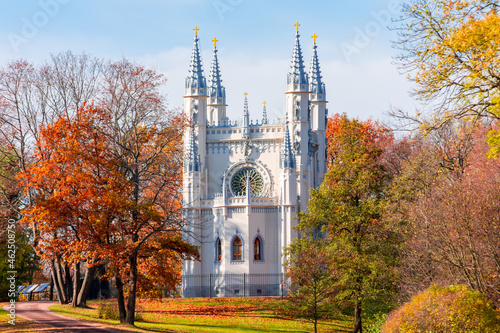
[
  {"xmin": 1, "ymin": 53, "xmax": 199, "ymax": 321},
  {"xmin": 21, "ymin": 102, "xmax": 198, "ymax": 319},
  {"xmin": 284, "ymin": 238, "xmax": 337, "ymax": 333},
  {"xmin": 294, "ymin": 114, "xmax": 400, "ymax": 333},
  {"xmin": 0, "ymin": 54, "xmax": 105, "ymax": 301},
  {"xmin": 389, "ymin": 123, "xmax": 500, "ymax": 303},
  {"xmin": 393, "ymin": 0, "xmax": 500, "ymax": 151},
  {"xmin": 19, "ymin": 104, "xmax": 129, "ymax": 306}
]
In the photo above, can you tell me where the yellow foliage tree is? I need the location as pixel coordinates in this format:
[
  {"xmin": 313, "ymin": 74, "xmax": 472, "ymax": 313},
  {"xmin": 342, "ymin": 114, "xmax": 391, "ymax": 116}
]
[{"xmin": 394, "ymin": 0, "xmax": 500, "ymax": 152}]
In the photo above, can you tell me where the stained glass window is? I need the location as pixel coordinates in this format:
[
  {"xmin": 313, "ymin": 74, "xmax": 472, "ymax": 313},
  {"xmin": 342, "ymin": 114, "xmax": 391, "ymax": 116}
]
[{"xmin": 231, "ymin": 167, "xmax": 264, "ymax": 197}]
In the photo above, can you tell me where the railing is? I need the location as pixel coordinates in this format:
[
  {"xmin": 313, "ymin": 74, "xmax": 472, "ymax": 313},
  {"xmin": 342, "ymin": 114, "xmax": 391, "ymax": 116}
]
[{"xmin": 181, "ymin": 273, "xmax": 287, "ymax": 298}]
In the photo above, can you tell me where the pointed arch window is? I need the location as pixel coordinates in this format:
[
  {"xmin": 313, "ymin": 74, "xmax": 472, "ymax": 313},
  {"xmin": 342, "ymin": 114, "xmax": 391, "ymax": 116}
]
[
  {"xmin": 254, "ymin": 237, "xmax": 262, "ymax": 261},
  {"xmin": 216, "ymin": 238, "xmax": 222, "ymax": 262},
  {"xmin": 232, "ymin": 236, "xmax": 242, "ymax": 261}
]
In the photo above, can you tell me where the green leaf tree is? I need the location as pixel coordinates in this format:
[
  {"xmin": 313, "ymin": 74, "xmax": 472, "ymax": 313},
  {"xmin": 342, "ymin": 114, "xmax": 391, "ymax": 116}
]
[
  {"xmin": 294, "ymin": 113, "xmax": 400, "ymax": 333},
  {"xmin": 284, "ymin": 238, "xmax": 337, "ymax": 333}
]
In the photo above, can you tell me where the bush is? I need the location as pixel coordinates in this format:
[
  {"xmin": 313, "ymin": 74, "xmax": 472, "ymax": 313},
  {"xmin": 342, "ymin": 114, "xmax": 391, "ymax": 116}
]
[
  {"xmin": 382, "ymin": 285, "xmax": 500, "ymax": 333},
  {"xmin": 97, "ymin": 302, "xmax": 119, "ymax": 320},
  {"xmin": 96, "ymin": 302, "xmax": 143, "ymax": 322}
]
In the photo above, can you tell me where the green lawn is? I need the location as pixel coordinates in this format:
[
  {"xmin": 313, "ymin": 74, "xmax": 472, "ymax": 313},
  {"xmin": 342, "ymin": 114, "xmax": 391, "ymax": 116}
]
[{"xmin": 49, "ymin": 297, "xmax": 353, "ymax": 332}]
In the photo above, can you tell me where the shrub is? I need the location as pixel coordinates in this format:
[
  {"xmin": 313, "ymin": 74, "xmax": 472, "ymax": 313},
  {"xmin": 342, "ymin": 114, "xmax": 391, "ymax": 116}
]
[
  {"xmin": 97, "ymin": 302, "xmax": 119, "ymax": 320},
  {"xmin": 382, "ymin": 285, "xmax": 500, "ymax": 333},
  {"xmin": 96, "ymin": 302, "xmax": 143, "ymax": 322}
]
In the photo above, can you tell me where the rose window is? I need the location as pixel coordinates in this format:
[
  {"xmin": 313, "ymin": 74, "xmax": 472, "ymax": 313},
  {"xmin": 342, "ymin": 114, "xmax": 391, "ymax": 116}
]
[{"xmin": 230, "ymin": 167, "xmax": 264, "ymax": 197}]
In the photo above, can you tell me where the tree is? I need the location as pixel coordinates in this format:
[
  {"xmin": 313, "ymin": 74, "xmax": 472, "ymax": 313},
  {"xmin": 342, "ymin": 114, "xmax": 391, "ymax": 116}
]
[
  {"xmin": 19, "ymin": 104, "xmax": 129, "ymax": 306},
  {"xmin": 295, "ymin": 113, "xmax": 399, "ymax": 333},
  {"xmin": 20, "ymin": 101, "xmax": 198, "ymax": 320},
  {"xmin": 284, "ymin": 238, "xmax": 337, "ymax": 333},
  {"xmin": 100, "ymin": 59, "xmax": 198, "ymax": 325},
  {"xmin": 393, "ymin": 0, "xmax": 500, "ymax": 152},
  {"xmin": 390, "ymin": 123, "xmax": 500, "ymax": 304},
  {"xmin": 0, "ymin": 54, "xmax": 105, "ymax": 305}
]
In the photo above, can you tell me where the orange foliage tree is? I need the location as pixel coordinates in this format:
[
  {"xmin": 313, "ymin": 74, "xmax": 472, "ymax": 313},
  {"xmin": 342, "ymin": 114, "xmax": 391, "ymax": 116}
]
[{"xmin": 20, "ymin": 104, "xmax": 198, "ymax": 323}]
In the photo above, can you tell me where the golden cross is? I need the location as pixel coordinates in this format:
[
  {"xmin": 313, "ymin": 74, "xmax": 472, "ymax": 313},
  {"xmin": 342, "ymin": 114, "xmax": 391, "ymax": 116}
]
[
  {"xmin": 263, "ymin": 101, "xmax": 267, "ymax": 106},
  {"xmin": 244, "ymin": 92, "xmax": 248, "ymax": 97},
  {"xmin": 212, "ymin": 37, "xmax": 218, "ymax": 47},
  {"xmin": 312, "ymin": 34, "xmax": 317, "ymax": 43},
  {"xmin": 294, "ymin": 22, "xmax": 300, "ymax": 32},
  {"xmin": 193, "ymin": 26, "xmax": 199, "ymax": 36}
]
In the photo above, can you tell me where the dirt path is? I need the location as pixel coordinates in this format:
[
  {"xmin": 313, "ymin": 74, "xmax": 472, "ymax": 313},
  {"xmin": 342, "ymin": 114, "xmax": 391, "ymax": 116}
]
[{"xmin": 4, "ymin": 301, "xmax": 113, "ymax": 333}]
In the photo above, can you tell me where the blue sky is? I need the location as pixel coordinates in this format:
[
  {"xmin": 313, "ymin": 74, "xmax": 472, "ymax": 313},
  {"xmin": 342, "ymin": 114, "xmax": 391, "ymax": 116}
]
[{"xmin": 0, "ymin": 0, "xmax": 417, "ymax": 123}]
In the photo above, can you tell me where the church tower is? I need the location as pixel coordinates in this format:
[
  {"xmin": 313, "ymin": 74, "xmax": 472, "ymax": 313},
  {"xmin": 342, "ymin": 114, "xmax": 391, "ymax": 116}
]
[
  {"xmin": 183, "ymin": 26, "xmax": 208, "ymax": 276},
  {"xmin": 181, "ymin": 24, "xmax": 328, "ymax": 297},
  {"xmin": 285, "ymin": 23, "xmax": 311, "ymax": 213}
]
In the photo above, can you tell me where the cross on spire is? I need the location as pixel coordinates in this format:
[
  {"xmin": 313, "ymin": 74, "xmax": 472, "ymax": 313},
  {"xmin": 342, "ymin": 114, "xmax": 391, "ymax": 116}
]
[
  {"xmin": 312, "ymin": 34, "xmax": 317, "ymax": 43},
  {"xmin": 294, "ymin": 22, "xmax": 300, "ymax": 32},
  {"xmin": 244, "ymin": 91, "xmax": 248, "ymax": 97},
  {"xmin": 212, "ymin": 37, "xmax": 218, "ymax": 48},
  {"xmin": 263, "ymin": 101, "xmax": 267, "ymax": 106},
  {"xmin": 193, "ymin": 26, "xmax": 199, "ymax": 36}
]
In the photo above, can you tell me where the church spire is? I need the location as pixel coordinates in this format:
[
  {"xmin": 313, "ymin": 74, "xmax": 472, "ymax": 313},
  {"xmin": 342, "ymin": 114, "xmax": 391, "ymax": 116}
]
[
  {"xmin": 281, "ymin": 122, "xmax": 296, "ymax": 169},
  {"xmin": 186, "ymin": 124, "xmax": 200, "ymax": 172},
  {"xmin": 185, "ymin": 26, "xmax": 207, "ymax": 95},
  {"xmin": 309, "ymin": 34, "xmax": 326, "ymax": 100},
  {"xmin": 208, "ymin": 37, "xmax": 226, "ymax": 105},
  {"xmin": 287, "ymin": 22, "xmax": 308, "ymax": 91},
  {"xmin": 262, "ymin": 101, "xmax": 268, "ymax": 125},
  {"xmin": 242, "ymin": 92, "xmax": 250, "ymax": 138}
]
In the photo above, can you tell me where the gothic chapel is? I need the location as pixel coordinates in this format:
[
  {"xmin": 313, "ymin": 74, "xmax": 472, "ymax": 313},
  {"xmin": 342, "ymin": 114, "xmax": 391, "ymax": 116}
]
[{"xmin": 182, "ymin": 23, "xmax": 328, "ymax": 297}]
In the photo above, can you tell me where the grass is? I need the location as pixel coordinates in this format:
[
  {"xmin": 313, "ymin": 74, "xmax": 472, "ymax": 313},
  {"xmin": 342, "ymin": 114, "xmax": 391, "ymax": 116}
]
[
  {"xmin": 0, "ymin": 306, "xmax": 66, "ymax": 333},
  {"xmin": 49, "ymin": 297, "xmax": 354, "ymax": 332}
]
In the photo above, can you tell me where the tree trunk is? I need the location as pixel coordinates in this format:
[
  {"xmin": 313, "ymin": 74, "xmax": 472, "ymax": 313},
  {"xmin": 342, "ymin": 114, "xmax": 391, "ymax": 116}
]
[
  {"xmin": 77, "ymin": 265, "xmax": 96, "ymax": 307},
  {"xmin": 71, "ymin": 261, "xmax": 81, "ymax": 307},
  {"xmin": 354, "ymin": 296, "xmax": 362, "ymax": 333},
  {"xmin": 125, "ymin": 252, "xmax": 138, "ymax": 325},
  {"xmin": 115, "ymin": 270, "xmax": 126, "ymax": 323},
  {"xmin": 49, "ymin": 275, "xmax": 54, "ymax": 301},
  {"xmin": 53, "ymin": 259, "xmax": 67, "ymax": 304},
  {"xmin": 64, "ymin": 263, "xmax": 73, "ymax": 303}
]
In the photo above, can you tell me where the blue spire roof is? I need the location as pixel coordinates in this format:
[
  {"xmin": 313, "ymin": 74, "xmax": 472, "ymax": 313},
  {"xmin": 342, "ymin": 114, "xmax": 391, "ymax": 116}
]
[
  {"xmin": 185, "ymin": 32, "xmax": 207, "ymax": 94},
  {"xmin": 262, "ymin": 102, "xmax": 268, "ymax": 125},
  {"xmin": 281, "ymin": 122, "xmax": 296, "ymax": 169},
  {"xmin": 186, "ymin": 125, "xmax": 200, "ymax": 172},
  {"xmin": 287, "ymin": 28, "xmax": 308, "ymax": 89},
  {"xmin": 208, "ymin": 41, "xmax": 226, "ymax": 104},
  {"xmin": 309, "ymin": 39, "xmax": 326, "ymax": 98}
]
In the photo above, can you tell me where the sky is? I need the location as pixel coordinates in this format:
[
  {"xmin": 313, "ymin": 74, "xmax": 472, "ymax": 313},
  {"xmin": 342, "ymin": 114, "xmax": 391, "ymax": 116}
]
[{"xmin": 0, "ymin": 0, "xmax": 418, "ymax": 124}]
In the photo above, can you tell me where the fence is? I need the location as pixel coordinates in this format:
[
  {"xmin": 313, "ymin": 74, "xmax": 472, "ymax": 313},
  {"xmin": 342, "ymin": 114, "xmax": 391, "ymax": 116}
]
[{"xmin": 182, "ymin": 273, "xmax": 287, "ymax": 298}]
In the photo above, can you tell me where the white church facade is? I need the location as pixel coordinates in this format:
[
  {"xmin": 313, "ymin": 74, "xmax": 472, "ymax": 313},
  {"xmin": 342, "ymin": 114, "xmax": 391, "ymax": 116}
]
[{"xmin": 182, "ymin": 24, "xmax": 328, "ymax": 297}]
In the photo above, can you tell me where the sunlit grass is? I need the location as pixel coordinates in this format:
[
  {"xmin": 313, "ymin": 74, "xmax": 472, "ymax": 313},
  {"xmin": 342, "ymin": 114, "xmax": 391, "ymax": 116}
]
[{"xmin": 49, "ymin": 297, "xmax": 353, "ymax": 332}]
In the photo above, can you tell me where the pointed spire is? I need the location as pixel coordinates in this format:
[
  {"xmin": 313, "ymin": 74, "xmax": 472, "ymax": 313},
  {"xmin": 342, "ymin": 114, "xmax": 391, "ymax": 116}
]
[
  {"xmin": 281, "ymin": 122, "xmax": 296, "ymax": 169},
  {"xmin": 186, "ymin": 125, "xmax": 200, "ymax": 172},
  {"xmin": 287, "ymin": 22, "xmax": 308, "ymax": 90},
  {"xmin": 309, "ymin": 34, "xmax": 326, "ymax": 99},
  {"xmin": 208, "ymin": 37, "xmax": 226, "ymax": 105},
  {"xmin": 262, "ymin": 101, "xmax": 268, "ymax": 124},
  {"xmin": 185, "ymin": 27, "xmax": 207, "ymax": 94},
  {"xmin": 243, "ymin": 92, "xmax": 250, "ymax": 138}
]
